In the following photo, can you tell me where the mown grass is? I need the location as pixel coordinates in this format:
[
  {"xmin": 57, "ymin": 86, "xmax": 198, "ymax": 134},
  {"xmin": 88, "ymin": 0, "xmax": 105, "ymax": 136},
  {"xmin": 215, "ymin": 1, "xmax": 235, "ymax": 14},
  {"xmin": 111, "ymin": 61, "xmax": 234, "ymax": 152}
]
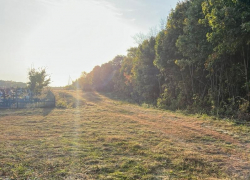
[{"xmin": 0, "ymin": 90, "xmax": 250, "ymax": 179}]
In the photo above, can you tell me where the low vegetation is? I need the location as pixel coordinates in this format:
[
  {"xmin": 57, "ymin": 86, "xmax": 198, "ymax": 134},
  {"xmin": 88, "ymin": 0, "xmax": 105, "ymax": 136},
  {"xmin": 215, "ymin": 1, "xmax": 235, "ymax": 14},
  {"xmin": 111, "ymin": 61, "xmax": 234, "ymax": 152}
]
[{"xmin": 1, "ymin": 90, "xmax": 250, "ymax": 179}]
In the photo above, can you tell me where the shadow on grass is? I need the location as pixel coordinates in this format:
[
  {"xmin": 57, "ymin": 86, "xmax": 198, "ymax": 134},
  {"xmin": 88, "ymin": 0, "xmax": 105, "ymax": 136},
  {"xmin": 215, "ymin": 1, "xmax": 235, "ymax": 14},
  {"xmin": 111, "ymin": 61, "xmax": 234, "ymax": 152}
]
[
  {"xmin": 42, "ymin": 108, "xmax": 54, "ymax": 116},
  {"xmin": 98, "ymin": 91, "xmax": 138, "ymax": 105}
]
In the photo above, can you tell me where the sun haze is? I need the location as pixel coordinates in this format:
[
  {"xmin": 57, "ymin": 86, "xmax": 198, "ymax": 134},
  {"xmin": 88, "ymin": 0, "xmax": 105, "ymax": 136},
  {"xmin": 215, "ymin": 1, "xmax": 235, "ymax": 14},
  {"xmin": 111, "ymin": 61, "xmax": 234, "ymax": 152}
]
[{"xmin": 0, "ymin": 0, "xmax": 178, "ymax": 86}]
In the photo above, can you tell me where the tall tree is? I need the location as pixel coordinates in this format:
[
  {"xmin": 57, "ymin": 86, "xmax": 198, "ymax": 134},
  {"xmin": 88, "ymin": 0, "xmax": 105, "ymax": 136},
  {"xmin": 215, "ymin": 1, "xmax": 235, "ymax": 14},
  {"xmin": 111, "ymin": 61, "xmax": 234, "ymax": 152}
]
[
  {"xmin": 175, "ymin": 0, "xmax": 213, "ymax": 110},
  {"xmin": 154, "ymin": 1, "xmax": 190, "ymax": 109},
  {"xmin": 201, "ymin": 0, "xmax": 250, "ymax": 114},
  {"xmin": 133, "ymin": 37, "xmax": 160, "ymax": 103},
  {"xmin": 113, "ymin": 48, "xmax": 137, "ymax": 98}
]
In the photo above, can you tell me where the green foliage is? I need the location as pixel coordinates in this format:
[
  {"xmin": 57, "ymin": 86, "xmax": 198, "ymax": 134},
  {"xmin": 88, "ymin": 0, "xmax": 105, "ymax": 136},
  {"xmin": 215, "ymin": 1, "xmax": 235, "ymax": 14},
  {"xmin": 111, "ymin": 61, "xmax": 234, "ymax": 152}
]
[
  {"xmin": 27, "ymin": 67, "xmax": 51, "ymax": 95},
  {"xmin": 132, "ymin": 37, "xmax": 160, "ymax": 103},
  {"xmin": 54, "ymin": 91, "xmax": 86, "ymax": 108},
  {"xmin": 75, "ymin": 56, "xmax": 125, "ymax": 92},
  {"xmin": 75, "ymin": 0, "xmax": 250, "ymax": 119},
  {"xmin": 56, "ymin": 100, "xmax": 68, "ymax": 108}
]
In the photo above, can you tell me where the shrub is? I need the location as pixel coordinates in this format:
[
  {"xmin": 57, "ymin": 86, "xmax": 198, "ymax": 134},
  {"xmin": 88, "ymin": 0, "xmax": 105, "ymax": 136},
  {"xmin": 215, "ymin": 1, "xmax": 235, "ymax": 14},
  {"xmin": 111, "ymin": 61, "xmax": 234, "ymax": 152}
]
[{"xmin": 56, "ymin": 101, "xmax": 67, "ymax": 108}]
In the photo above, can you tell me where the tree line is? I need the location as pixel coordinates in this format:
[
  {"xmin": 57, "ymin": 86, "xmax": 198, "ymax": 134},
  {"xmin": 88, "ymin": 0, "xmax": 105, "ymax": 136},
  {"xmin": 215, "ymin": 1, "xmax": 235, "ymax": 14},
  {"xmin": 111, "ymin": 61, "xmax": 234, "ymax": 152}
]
[
  {"xmin": 73, "ymin": 0, "xmax": 250, "ymax": 119},
  {"xmin": 0, "ymin": 80, "xmax": 26, "ymax": 88}
]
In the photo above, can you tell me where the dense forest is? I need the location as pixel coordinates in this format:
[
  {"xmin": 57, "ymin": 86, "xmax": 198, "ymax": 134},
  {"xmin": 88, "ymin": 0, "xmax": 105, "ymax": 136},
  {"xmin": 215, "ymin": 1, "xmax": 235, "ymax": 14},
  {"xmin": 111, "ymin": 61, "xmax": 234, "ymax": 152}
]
[{"xmin": 73, "ymin": 0, "xmax": 250, "ymax": 119}]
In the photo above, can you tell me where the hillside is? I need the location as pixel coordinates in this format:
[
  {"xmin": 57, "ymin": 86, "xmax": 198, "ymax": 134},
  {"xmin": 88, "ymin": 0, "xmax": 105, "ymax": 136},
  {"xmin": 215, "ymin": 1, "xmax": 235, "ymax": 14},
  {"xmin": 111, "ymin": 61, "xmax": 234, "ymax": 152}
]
[
  {"xmin": 0, "ymin": 90, "xmax": 250, "ymax": 179},
  {"xmin": 0, "ymin": 80, "xmax": 26, "ymax": 88}
]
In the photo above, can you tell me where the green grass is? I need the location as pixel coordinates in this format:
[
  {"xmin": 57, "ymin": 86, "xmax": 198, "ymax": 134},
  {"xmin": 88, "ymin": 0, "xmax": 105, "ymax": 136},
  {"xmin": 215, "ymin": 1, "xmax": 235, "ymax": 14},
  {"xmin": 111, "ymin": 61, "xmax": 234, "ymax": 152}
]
[{"xmin": 0, "ymin": 90, "xmax": 250, "ymax": 179}]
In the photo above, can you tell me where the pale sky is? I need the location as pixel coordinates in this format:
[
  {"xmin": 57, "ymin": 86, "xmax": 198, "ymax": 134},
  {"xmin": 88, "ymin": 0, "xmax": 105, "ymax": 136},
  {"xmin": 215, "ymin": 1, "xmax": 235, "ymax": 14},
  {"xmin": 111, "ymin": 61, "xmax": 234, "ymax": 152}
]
[{"xmin": 0, "ymin": 0, "xmax": 178, "ymax": 86}]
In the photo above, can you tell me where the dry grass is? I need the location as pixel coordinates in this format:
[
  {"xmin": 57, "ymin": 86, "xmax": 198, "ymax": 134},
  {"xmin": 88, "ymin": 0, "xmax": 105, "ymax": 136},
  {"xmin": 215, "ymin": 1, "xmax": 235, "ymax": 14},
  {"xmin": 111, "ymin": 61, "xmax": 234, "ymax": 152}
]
[{"xmin": 0, "ymin": 90, "xmax": 250, "ymax": 179}]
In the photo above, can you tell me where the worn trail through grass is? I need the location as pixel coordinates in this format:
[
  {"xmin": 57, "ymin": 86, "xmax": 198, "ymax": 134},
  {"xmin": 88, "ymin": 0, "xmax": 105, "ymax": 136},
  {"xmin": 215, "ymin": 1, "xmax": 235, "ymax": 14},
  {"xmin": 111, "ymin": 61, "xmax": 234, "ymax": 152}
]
[{"xmin": 0, "ymin": 90, "xmax": 250, "ymax": 179}]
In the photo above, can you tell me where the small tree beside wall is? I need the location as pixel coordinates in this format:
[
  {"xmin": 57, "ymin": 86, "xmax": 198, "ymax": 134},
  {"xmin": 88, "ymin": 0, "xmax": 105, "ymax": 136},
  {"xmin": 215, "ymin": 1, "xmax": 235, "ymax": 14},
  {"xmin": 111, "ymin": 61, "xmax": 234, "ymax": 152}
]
[{"xmin": 27, "ymin": 67, "xmax": 51, "ymax": 96}]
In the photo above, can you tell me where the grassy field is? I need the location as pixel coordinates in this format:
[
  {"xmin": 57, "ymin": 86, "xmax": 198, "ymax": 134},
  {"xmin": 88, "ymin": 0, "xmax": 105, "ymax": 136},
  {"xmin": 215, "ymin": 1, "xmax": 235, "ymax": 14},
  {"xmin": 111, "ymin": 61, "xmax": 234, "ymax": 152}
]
[{"xmin": 1, "ymin": 90, "xmax": 250, "ymax": 179}]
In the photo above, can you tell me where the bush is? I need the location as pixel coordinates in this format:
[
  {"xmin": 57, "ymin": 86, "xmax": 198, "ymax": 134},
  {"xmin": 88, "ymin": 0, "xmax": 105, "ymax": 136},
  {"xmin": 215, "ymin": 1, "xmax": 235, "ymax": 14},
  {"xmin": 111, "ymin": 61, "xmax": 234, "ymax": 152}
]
[{"xmin": 56, "ymin": 101, "xmax": 67, "ymax": 108}]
